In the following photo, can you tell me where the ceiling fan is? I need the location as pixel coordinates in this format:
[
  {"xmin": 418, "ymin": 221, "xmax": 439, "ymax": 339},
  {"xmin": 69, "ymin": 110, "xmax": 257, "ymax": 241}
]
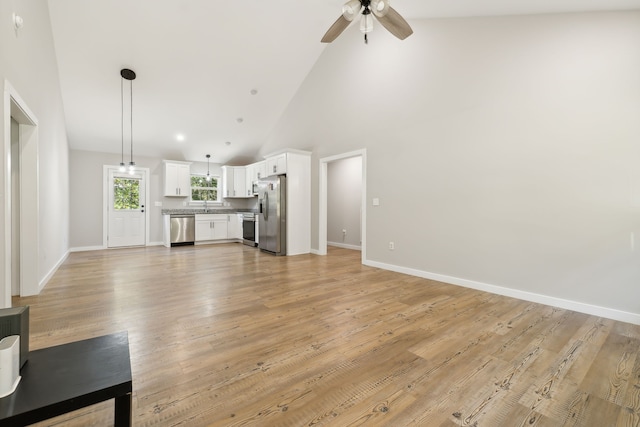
[{"xmin": 321, "ymin": 0, "xmax": 413, "ymax": 44}]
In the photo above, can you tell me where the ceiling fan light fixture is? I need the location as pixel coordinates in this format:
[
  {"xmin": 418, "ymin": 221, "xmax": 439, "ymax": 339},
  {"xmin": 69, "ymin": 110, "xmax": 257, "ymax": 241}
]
[
  {"xmin": 342, "ymin": 0, "xmax": 362, "ymax": 21},
  {"xmin": 321, "ymin": 0, "xmax": 412, "ymax": 43},
  {"xmin": 360, "ymin": 12, "xmax": 373, "ymax": 33},
  {"xmin": 371, "ymin": 0, "xmax": 390, "ymax": 17}
]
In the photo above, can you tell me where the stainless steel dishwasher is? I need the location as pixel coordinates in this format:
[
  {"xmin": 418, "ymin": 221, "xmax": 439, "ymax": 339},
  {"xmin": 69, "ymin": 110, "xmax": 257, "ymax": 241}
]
[{"xmin": 170, "ymin": 214, "xmax": 195, "ymax": 246}]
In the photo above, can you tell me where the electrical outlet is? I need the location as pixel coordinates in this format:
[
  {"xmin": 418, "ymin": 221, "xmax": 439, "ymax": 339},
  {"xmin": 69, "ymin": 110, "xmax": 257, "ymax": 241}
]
[
  {"xmin": 389, "ymin": 242, "xmax": 394, "ymax": 250},
  {"xmin": 342, "ymin": 229, "xmax": 347, "ymax": 235}
]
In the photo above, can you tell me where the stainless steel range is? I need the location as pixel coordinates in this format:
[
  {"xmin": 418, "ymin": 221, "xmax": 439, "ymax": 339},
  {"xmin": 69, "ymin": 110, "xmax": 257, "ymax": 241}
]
[{"xmin": 241, "ymin": 212, "xmax": 257, "ymax": 246}]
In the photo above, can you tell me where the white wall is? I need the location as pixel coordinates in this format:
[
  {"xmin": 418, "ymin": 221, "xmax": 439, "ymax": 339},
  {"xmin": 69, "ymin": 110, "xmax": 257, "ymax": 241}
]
[
  {"xmin": 69, "ymin": 149, "xmax": 254, "ymax": 249},
  {"xmin": 327, "ymin": 157, "xmax": 362, "ymax": 249},
  {"xmin": 263, "ymin": 12, "xmax": 640, "ymax": 321},
  {"xmin": 0, "ymin": 0, "xmax": 70, "ymax": 304}
]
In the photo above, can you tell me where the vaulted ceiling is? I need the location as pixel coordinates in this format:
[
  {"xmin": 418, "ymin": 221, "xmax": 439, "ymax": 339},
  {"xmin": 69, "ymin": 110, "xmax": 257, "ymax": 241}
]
[{"xmin": 48, "ymin": 0, "xmax": 640, "ymax": 164}]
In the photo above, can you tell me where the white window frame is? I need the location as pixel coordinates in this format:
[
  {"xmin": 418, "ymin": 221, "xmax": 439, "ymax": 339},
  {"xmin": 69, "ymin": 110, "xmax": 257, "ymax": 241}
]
[{"xmin": 189, "ymin": 173, "xmax": 222, "ymax": 206}]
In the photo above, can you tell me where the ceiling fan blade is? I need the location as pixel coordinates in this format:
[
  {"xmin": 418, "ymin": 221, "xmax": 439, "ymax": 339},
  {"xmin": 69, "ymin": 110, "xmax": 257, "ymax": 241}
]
[
  {"xmin": 375, "ymin": 6, "xmax": 413, "ymax": 40},
  {"xmin": 321, "ymin": 15, "xmax": 351, "ymax": 43}
]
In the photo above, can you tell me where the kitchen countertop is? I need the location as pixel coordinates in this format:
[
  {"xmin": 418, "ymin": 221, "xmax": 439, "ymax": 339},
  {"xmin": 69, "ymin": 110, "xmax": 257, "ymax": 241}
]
[{"xmin": 161, "ymin": 209, "xmax": 256, "ymax": 215}]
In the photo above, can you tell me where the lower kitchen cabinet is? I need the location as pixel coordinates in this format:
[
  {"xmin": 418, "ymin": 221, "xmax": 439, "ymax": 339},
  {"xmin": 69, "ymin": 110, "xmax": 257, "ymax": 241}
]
[
  {"xmin": 227, "ymin": 213, "xmax": 243, "ymax": 240},
  {"xmin": 195, "ymin": 214, "xmax": 228, "ymax": 241}
]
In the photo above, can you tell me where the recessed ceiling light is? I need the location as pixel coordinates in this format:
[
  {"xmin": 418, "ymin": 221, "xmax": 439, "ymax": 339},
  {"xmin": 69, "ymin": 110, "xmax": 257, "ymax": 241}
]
[
  {"xmin": 225, "ymin": 141, "xmax": 231, "ymax": 146},
  {"xmin": 236, "ymin": 118, "xmax": 244, "ymax": 123},
  {"xmin": 250, "ymin": 89, "xmax": 258, "ymax": 95},
  {"xmin": 176, "ymin": 134, "xmax": 185, "ymax": 142}
]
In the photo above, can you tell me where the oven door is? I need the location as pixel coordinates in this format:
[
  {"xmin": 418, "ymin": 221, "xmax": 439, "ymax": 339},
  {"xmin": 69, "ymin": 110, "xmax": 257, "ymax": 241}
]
[{"xmin": 242, "ymin": 217, "xmax": 256, "ymax": 246}]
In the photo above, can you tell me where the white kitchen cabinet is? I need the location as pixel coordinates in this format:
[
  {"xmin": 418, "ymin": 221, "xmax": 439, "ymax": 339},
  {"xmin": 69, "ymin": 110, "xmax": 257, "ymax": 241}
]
[
  {"xmin": 221, "ymin": 166, "xmax": 233, "ymax": 198},
  {"xmin": 254, "ymin": 161, "xmax": 267, "ymax": 180},
  {"xmin": 245, "ymin": 164, "xmax": 254, "ymax": 196},
  {"xmin": 234, "ymin": 167, "xmax": 246, "ymax": 197},
  {"xmin": 245, "ymin": 161, "xmax": 266, "ymax": 195},
  {"xmin": 222, "ymin": 166, "xmax": 251, "ymax": 198},
  {"xmin": 265, "ymin": 154, "xmax": 287, "ymax": 176},
  {"xmin": 195, "ymin": 214, "xmax": 228, "ymax": 241},
  {"xmin": 248, "ymin": 160, "xmax": 266, "ymax": 181},
  {"xmin": 162, "ymin": 214, "xmax": 171, "ymax": 247},
  {"xmin": 228, "ymin": 214, "xmax": 242, "ymax": 240},
  {"xmin": 163, "ymin": 160, "xmax": 191, "ymax": 197}
]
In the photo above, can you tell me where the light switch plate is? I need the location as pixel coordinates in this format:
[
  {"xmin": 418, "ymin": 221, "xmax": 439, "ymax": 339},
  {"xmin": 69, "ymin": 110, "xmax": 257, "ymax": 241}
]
[{"xmin": 373, "ymin": 198, "xmax": 380, "ymax": 206}]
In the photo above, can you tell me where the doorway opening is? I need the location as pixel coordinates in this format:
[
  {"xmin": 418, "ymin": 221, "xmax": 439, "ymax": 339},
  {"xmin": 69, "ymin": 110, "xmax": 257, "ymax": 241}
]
[
  {"xmin": 3, "ymin": 81, "xmax": 40, "ymax": 307},
  {"xmin": 318, "ymin": 149, "xmax": 367, "ymax": 263}
]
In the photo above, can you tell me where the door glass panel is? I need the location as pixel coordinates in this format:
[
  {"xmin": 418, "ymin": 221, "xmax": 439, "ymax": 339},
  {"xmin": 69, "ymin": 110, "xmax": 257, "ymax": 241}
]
[{"xmin": 113, "ymin": 177, "xmax": 140, "ymax": 210}]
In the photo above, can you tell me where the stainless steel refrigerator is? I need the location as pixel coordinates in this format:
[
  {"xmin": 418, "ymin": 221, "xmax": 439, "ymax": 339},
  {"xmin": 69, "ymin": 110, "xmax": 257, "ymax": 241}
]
[{"xmin": 258, "ymin": 175, "xmax": 286, "ymax": 255}]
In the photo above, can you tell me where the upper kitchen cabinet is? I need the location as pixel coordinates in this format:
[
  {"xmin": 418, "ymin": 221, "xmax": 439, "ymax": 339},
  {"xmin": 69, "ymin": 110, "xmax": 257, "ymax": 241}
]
[
  {"xmin": 252, "ymin": 161, "xmax": 267, "ymax": 181},
  {"xmin": 245, "ymin": 161, "xmax": 266, "ymax": 196},
  {"xmin": 222, "ymin": 166, "xmax": 251, "ymax": 198},
  {"xmin": 253, "ymin": 160, "xmax": 267, "ymax": 181},
  {"xmin": 163, "ymin": 160, "xmax": 191, "ymax": 197},
  {"xmin": 266, "ymin": 153, "xmax": 287, "ymax": 176}
]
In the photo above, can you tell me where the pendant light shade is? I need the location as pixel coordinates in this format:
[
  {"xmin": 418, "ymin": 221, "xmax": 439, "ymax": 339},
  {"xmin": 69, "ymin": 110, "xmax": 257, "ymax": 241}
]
[
  {"xmin": 360, "ymin": 11, "xmax": 373, "ymax": 33},
  {"xmin": 205, "ymin": 154, "xmax": 211, "ymax": 181},
  {"xmin": 120, "ymin": 68, "xmax": 136, "ymax": 174}
]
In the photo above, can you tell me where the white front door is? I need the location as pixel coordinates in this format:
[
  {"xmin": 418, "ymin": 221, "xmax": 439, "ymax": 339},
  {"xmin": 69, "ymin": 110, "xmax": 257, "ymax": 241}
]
[{"xmin": 107, "ymin": 169, "xmax": 146, "ymax": 248}]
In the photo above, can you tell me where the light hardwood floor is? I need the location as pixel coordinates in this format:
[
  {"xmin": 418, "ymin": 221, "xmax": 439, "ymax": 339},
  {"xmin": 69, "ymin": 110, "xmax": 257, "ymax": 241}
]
[{"xmin": 13, "ymin": 244, "xmax": 640, "ymax": 426}]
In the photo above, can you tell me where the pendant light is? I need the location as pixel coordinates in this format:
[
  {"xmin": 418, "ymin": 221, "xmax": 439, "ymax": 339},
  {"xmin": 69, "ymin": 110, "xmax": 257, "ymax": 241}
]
[
  {"xmin": 360, "ymin": 7, "xmax": 373, "ymax": 34},
  {"xmin": 119, "ymin": 72, "xmax": 126, "ymax": 172},
  {"xmin": 205, "ymin": 154, "xmax": 211, "ymax": 181},
  {"xmin": 120, "ymin": 68, "xmax": 136, "ymax": 174}
]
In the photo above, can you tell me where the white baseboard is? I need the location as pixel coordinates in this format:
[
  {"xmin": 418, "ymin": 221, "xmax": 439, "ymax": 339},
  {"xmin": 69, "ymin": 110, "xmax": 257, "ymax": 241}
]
[
  {"xmin": 363, "ymin": 259, "xmax": 640, "ymax": 326},
  {"xmin": 194, "ymin": 239, "xmax": 241, "ymax": 246},
  {"xmin": 310, "ymin": 248, "xmax": 322, "ymax": 255},
  {"xmin": 328, "ymin": 242, "xmax": 362, "ymax": 251},
  {"xmin": 70, "ymin": 245, "xmax": 105, "ymax": 253},
  {"xmin": 71, "ymin": 242, "xmax": 166, "ymax": 251},
  {"xmin": 39, "ymin": 250, "xmax": 70, "ymax": 291}
]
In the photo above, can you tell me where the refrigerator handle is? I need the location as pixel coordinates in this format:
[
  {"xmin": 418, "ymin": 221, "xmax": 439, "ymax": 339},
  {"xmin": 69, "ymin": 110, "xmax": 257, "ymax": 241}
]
[{"xmin": 263, "ymin": 192, "xmax": 269, "ymax": 221}]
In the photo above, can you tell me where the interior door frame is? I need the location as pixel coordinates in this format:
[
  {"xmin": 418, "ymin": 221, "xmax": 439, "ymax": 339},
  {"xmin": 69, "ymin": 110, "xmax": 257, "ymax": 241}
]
[
  {"xmin": 102, "ymin": 165, "xmax": 150, "ymax": 248},
  {"xmin": 3, "ymin": 80, "xmax": 39, "ymax": 306},
  {"xmin": 318, "ymin": 149, "xmax": 367, "ymax": 263}
]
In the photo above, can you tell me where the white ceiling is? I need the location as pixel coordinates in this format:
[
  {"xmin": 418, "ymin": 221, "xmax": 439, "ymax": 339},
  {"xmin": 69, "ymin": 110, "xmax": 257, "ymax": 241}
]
[{"xmin": 47, "ymin": 0, "xmax": 640, "ymax": 165}]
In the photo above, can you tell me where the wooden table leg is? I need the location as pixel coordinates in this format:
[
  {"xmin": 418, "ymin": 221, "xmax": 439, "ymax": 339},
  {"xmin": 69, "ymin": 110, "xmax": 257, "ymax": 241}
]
[{"xmin": 114, "ymin": 393, "xmax": 132, "ymax": 427}]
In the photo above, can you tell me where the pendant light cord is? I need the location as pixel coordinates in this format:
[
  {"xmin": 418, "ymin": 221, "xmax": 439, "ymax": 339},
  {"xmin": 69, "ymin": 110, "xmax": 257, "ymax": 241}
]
[
  {"xmin": 130, "ymin": 77, "xmax": 133, "ymax": 164},
  {"xmin": 121, "ymin": 77, "xmax": 124, "ymax": 165},
  {"xmin": 119, "ymin": 68, "xmax": 136, "ymax": 170}
]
